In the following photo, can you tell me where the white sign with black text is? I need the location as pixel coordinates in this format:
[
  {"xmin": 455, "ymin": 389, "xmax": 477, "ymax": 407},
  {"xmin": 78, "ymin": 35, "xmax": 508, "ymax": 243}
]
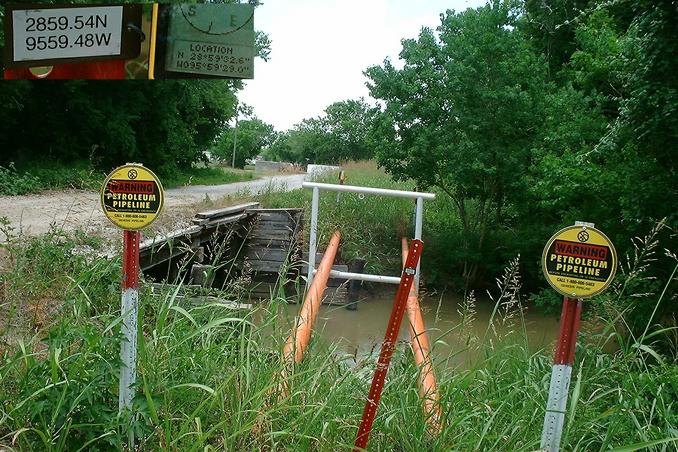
[{"xmin": 12, "ymin": 6, "xmax": 124, "ymax": 62}]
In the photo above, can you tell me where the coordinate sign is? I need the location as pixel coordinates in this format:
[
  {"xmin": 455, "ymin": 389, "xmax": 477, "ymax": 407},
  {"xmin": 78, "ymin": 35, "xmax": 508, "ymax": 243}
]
[
  {"xmin": 101, "ymin": 164, "xmax": 164, "ymax": 230},
  {"xmin": 542, "ymin": 225, "xmax": 617, "ymax": 298}
]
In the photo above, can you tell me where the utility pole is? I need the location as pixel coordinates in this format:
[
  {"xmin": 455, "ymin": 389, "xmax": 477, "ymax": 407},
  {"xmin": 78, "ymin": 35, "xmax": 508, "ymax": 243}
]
[{"xmin": 232, "ymin": 102, "xmax": 239, "ymax": 168}]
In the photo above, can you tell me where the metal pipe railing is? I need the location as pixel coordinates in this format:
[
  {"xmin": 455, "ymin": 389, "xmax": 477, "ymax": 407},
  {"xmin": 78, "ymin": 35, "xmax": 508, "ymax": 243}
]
[
  {"xmin": 315, "ymin": 269, "xmax": 402, "ymax": 285},
  {"xmin": 307, "ymin": 187, "xmax": 320, "ymax": 285},
  {"xmin": 304, "ymin": 182, "xmax": 435, "ymax": 291},
  {"xmin": 302, "ymin": 182, "xmax": 436, "ymax": 200}
]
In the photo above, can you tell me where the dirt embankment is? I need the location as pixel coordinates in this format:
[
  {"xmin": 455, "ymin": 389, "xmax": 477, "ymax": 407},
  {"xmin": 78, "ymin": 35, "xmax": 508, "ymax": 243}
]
[{"xmin": 0, "ymin": 174, "xmax": 306, "ymax": 242}]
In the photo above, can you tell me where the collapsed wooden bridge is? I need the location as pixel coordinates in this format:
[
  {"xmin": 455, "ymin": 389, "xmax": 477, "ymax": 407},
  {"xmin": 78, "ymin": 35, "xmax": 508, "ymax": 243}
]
[{"xmin": 139, "ymin": 202, "xmax": 351, "ymax": 304}]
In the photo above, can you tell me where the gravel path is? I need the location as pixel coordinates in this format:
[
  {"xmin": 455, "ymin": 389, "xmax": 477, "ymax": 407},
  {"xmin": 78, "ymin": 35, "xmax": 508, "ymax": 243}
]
[{"xmin": 0, "ymin": 174, "xmax": 306, "ymax": 241}]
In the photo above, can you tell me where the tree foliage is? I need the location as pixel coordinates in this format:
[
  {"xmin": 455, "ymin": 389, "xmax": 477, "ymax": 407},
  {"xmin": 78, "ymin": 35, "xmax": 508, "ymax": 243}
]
[
  {"xmin": 0, "ymin": 0, "xmax": 273, "ymax": 179},
  {"xmin": 364, "ymin": 0, "xmax": 677, "ymax": 328},
  {"xmin": 211, "ymin": 117, "xmax": 275, "ymax": 168},
  {"xmin": 366, "ymin": 1, "xmax": 550, "ymax": 285},
  {"xmin": 0, "ymin": 80, "xmax": 238, "ymax": 178},
  {"xmin": 265, "ymin": 98, "xmax": 380, "ymax": 164}
]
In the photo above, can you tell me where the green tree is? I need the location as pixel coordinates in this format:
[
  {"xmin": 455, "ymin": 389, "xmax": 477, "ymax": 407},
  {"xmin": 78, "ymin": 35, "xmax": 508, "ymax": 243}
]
[
  {"xmin": 0, "ymin": 80, "xmax": 238, "ymax": 179},
  {"xmin": 366, "ymin": 1, "xmax": 549, "ymax": 286},
  {"xmin": 264, "ymin": 98, "xmax": 380, "ymax": 165},
  {"xmin": 212, "ymin": 117, "xmax": 275, "ymax": 168},
  {"xmin": 522, "ymin": 0, "xmax": 593, "ymax": 77}
]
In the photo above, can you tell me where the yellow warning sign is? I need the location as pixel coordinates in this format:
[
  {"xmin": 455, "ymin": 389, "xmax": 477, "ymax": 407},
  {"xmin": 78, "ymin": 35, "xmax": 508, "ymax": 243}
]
[
  {"xmin": 542, "ymin": 225, "xmax": 617, "ymax": 298},
  {"xmin": 100, "ymin": 164, "xmax": 164, "ymax": 230}
]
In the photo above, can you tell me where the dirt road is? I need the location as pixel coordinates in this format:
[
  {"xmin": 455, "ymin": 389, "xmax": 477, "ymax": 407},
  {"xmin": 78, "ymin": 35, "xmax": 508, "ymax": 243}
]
[{"xmin": 0, "ymin": 174, "xmax": 306, "ymax": 242}]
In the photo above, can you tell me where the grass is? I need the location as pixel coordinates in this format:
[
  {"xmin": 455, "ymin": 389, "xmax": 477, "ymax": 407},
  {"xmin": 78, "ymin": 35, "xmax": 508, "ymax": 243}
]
[
  {"xmin": 0, "ymin": 214, "xmax": 676, "ymax": 450},
  {"xmin": 161, "ymin": 166, "xmax": 255, "ymax": 189},
  {"xmin": 254, "ymin": 161, "xmax": 416, "ymax": 276},
  {"xmin": 0, "ymin": 162, "xmax": 256, "ymax": 196},
  {"xmin": 0, "ymin": 161, "xmax": 104, "ymax": 195}
]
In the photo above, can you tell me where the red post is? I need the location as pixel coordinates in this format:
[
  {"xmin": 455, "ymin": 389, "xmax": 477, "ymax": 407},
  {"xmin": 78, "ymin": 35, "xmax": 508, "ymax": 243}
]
[
  {"xmin": 120, "ymin": 230, "xmax": 140, "ymax": 448},
  {"xmin": 540, "ymin": 297, "xmax": 583, "ymax": 451},
  {"xmin": 354, "ymin": 240, "xmax": 424, "ymax": 451},
  {"xmin": 122, "ymin": 230, "xmax": 140, "ymax": 291},
  {"xmin": 553, "ymin": 297, "xmax": 582, "ymax": 366}
]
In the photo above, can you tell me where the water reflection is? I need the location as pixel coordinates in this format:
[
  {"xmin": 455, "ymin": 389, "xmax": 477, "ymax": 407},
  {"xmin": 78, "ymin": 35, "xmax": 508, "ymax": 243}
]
[{"xmin": 282, "ymin": 289, "xmax": 562, "ymax": 369}]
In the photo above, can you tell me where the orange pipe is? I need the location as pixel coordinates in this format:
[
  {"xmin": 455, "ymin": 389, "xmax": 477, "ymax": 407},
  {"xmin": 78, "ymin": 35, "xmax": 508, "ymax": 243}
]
[
  {"xmin": 284, "ymin": 230, "xmax": 342, "ymax": 364},
  {"xmin": 402, "ymin": 237, "xmax": 442, "ymax": 433}
]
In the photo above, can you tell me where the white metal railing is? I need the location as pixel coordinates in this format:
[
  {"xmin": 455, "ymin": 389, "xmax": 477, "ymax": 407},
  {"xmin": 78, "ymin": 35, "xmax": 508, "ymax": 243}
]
[{"xmin": 302, "ymin": 181, "xmax": 435, "ymax": 292}]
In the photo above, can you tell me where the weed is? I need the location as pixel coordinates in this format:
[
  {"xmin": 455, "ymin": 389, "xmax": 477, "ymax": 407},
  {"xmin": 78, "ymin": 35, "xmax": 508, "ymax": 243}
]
[
  {"xmin": 0, "ymin": 163, "xmax": 42, "ymax": 196},
  {"xmin": 162, "ymin": 166, "xmax": 255, "ymax": 189},
  {"xmin": 0, "ymin": 227, "xmax": 676, "ymax": 450}
]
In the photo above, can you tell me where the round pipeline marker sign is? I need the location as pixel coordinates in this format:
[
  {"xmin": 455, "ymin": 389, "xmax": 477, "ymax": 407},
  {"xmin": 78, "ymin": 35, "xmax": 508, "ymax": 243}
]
[
  {"xmin": 101, "ymin": 164, "xmax": 164, "ymax": 230},
  {"xmin": 542, "ymin": 225, "xmax": 617, "ymax": 298}
]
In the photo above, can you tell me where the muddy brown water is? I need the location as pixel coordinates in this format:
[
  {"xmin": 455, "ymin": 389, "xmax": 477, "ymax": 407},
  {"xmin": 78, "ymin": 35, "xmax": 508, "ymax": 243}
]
[{"xmin": 278, "ymin": 289, "xmax": 565, "ymax": 369}]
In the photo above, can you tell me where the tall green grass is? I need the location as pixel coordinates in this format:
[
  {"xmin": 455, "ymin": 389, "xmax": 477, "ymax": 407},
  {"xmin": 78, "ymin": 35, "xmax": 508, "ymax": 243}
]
[
  {"xmin": 162, "ymin": 166, "xmax": 255, "ymax": 189},
  {"xmin": 0, "ymin": 162, "xmax": 255, "ymax": 196},
  {"xmin": 255, "ymin": 161, "xmax": 416, "ymax": 276},
  {"xmin": 0, "ymin": 224, "xmax": 676, "ymax": 450}
]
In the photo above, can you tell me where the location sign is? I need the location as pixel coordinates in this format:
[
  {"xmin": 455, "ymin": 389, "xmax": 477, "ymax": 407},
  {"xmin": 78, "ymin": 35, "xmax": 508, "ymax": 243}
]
[
  {"xmin": 542, "ymin": 225, "xmax": 617, "ymax": 298},
  {"xmin": 161, "ymin": 3, "xmax": 254, "ymax": 78},
  {"xmin": 101, "ymin": 164, "xmax": 164, "ymax": 230}
]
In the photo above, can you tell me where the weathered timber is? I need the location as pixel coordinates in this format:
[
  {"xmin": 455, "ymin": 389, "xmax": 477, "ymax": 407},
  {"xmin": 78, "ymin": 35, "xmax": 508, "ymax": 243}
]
[
  {"xmin": 140, "ymin": 203, "xmax": 257, "ymax": 272},
  {"xmin": 247, "ymin": 248, "xmax": 295, "ymax": 262},
  {"xmin": 195, "ymin": 202, "xmax": 260, "ymax": 220},
  {"xmin": 238, "ymin": 208, "xmax": 304, "ymax": 301},
  {"xmin": 190, "ymin": 264, "xmax": 215, "ymax": 287},
  {"xmin": 140, "ymin": 203, "xmax": 350, "ymax": 305}
]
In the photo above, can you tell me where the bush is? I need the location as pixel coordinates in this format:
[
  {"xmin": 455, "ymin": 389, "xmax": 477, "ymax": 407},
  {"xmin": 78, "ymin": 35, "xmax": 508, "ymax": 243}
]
[{"xmin": 0, "ymin": 163, "xmax": 42, "ymax": 195}]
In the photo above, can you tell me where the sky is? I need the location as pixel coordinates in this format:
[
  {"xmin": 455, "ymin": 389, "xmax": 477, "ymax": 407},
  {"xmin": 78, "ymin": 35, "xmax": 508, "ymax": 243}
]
[{"xmin": 239, "ymin": 0, "xmax": 487, "ymax": 131}]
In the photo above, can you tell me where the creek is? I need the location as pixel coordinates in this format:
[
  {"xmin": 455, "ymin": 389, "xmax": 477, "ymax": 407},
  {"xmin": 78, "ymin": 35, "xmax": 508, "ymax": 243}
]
[{"xmin": 282, "ymin": 289, "xmax": 563, "ymax": 369}]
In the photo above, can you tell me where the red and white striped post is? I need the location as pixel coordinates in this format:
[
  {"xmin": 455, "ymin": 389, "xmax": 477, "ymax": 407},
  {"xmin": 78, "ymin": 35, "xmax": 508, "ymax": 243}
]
[
  {"xmin": 101, "ymin": 163, "xmax": 164, "ymax": 449},
  {"xmin": 540, "ymin": 296, "xmax": 582, "ymax": 451},
  {"xmin": 119, "ymin": 230, "xmax": 140, "ymax": 445}
]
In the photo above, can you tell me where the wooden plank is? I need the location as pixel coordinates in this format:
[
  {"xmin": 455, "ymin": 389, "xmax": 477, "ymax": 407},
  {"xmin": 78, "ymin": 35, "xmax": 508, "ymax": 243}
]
[
  {"xmin": 247, "ymin": 208, "xmax": 303, "ymax": 213},
  {"xmin": 195, "ymin": 202, "xmax": 260, "ymax": 219},
  {"xmin": 247, "ymin": 239, "xmax": 294, "ymax": 248},
  {"xmin": 246, "ymin": 260, "xmax": 289, "ymax": 273},
  {"xmin": 253, "ymin": 219, "xmax": 294, "ymax": 227},
  {"xmin": 245, "ymin": 248, "xmax": 294, "ymax": 262},
  {"xmin": 254, "ymin": 225, "xmax": 295, "ymax": 234},
  {"xmin": 194, "ymin": 212, "xmax": 247, "ymax": 226},
  {"xmin": 140, "ymin": 225, "xmax": 202, "ymax": 252},
  {"xmin": 251, "ymin": 230, "xmax": 293, "ymax": 240}
]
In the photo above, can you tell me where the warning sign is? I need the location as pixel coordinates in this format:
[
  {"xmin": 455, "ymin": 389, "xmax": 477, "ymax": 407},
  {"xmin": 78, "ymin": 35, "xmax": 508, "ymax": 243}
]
[
  {"xmin": 101, "ymin": 164, "xmax": 164, "ymax": 230},
  {"xmin": 542, "ymin": 225, "xmax": 617, "ymax": 298}
]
